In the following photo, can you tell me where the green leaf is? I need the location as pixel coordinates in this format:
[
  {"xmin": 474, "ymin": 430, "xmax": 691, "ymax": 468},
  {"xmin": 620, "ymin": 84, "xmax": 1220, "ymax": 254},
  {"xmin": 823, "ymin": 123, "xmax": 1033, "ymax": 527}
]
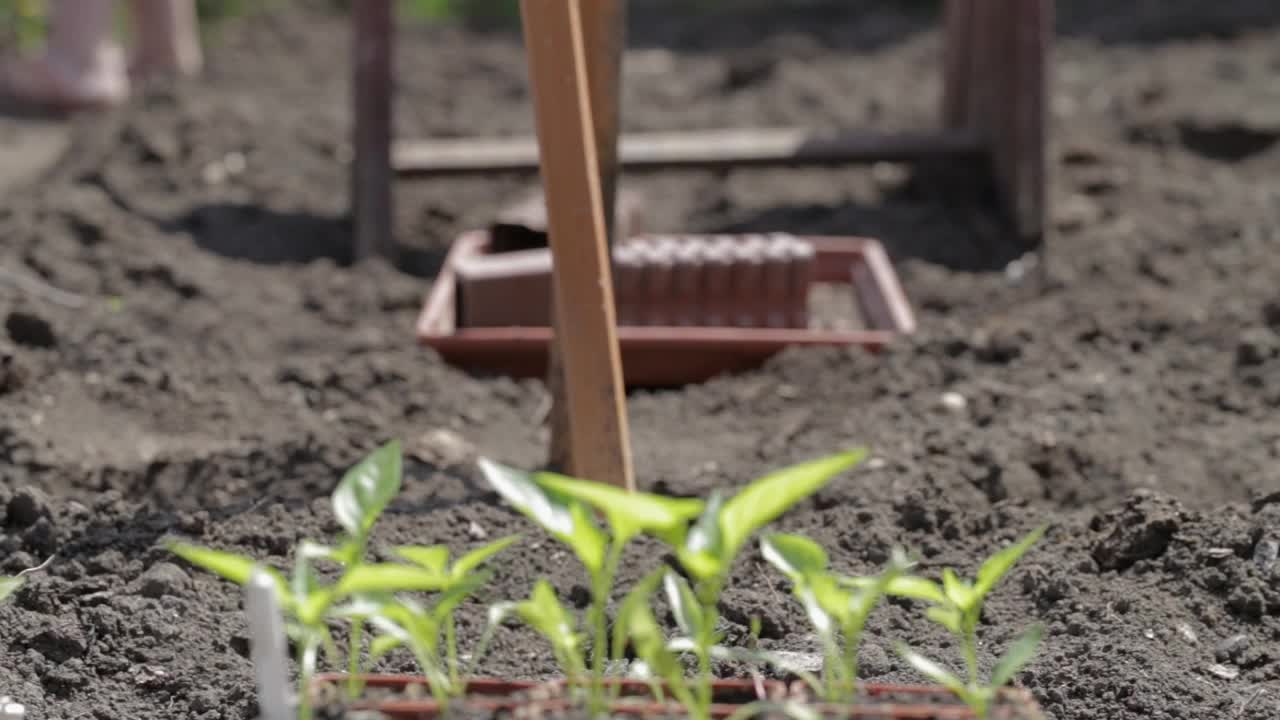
[
  {"xmin": 662, "ymin": 571, "xmax": 704, "ymax": 638},
  {"xmin": 431, "ymin": 570, "xmax": 492, "ymax": 623},
  {"xmin": 450, "ymin": 535, "xmax": 520, "ymax": 580},
  {"xmin": 718, "ymin": 450, "xmax": 866, "ymax": 568},
  {"xmin": 291, "ymin": 546, "xmax": 325, "ymax": 609},
  {"xmin": 168, "ymin": 543, "xmax": 289, "ymax": 599},
  {"xmin": 371, "ymin": 601, "xmax": 437, "ymax": 651},
  {"xmin": 336, "ymin": 563, "xmax": 449, "ymax": 595},
  {"xmin": 478, "ymin": 458, "xmax": 607, "ymax": 574},
  {"xmin": 990, "ymin": 624, "xmax": 1043, "ymax": 689},
  {"xmin": 618, "ymin": 573, "xmax": 682, "ymax": 679},
  {"xmin": 612, "ymin": 567, "xmax": 667, "ymax": 662},
  {"xmin": 299, "ymin": 631, "xmax": 323, "ymax": 681},
  {"xmin": 677, "ymin": 491, "xmax": 726, "ymax": 582},
  {"xmin": 845, "ymin": 549, "xmax": 911, "ymax": 621},
  {"xmin": 0, "ymin": 576, "xmax": 21, "ymax": 603},
  {"xmin": 974, "ymin": 526, "xmax": 1046, "ymax": 598},
  {"xmin": 896, "ymin": 644, "xmax": 967, "ymax": 698},
  {"xmin": 332, "ymin": 440, "xmax": 403, "ymax": 538},
  {"xmin": 795, "ymin": 585, "xmax": 837, "ymax": 638},
  {"xmin": 535, "ymin": 472, "xmax": 704, "ymax": 545},
  {"xmin": 297, "ymin": 589, "xmax": 337, "ymax": 627},
  {"xmin": 761, "ymin": 534, "xmax": 829, "ymax": 582},
  {"xmin": 329, "ymin": 540, "xmax": 363, "ymax": 567},
  {"xmin": 370, "ymin": 634, "xmax": 403, "ymax": 662},
  {"xmin": 925, "ymin": 606, "xmax": 964, "ymax": 635},
  {"xmin": 395, "ymin": 545, "xmax": 450, "ymax": 574},
  {"xmin": 941, "ymin": 569, "xmax": 975, "ymax": 609},
  {"xmin": 806, "ymin": 574, "xmax": 851, "ymax": 628},
  {"xmin": 330, "ymin": 594, "xmax": 392, "ymax": 618},
  {"xmin": 517, "ymin": 580, "xmax": 579, "ymax": 650},
  {"xmin": 877, "ymin": 575, "xmax": 948, "ymax": 605},
  {"xmin": 298, "ymin": 540, "xmax": 341, "ymax": 563}
]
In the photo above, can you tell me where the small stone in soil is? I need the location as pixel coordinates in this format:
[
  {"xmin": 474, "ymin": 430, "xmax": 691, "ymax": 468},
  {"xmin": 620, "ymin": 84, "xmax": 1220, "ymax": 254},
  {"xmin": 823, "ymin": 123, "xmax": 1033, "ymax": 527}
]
[
  {"xmin": 1206, "ymin": 663, "xmax": 1239, "ymax": 680},
  {"xmin": 1235, "ymin": 328, "xmax": 1278, "ymax": 367},
  {"xmin": 5, "ymin": 311, "xmax": 57, "ymax": 349},
  {"xmin": 411, "ymin": 428, "xmax": 475, "ymax": 467},
  {"xmin": 769, "ymin": 650, "xmax": 823, "ymax": 675},
  {"xmin": 859, "ymin": 643, "xmax": 892, "ymax": 678},
  {"xmin": 138, "ymin": 562, "xmax": 190, "ymax": 598},
  {"xmin": 938, "ymin": 392, "xmax": 968, "ymax": 413},
  {"xmin": 1215, "ymin": 634, "xmax": 1250, "ymax": 663},
  {"xmin": 1252, "ymin": 535, "xmax": 1278, "ymax": 572},
  {"xmin": 7, "ymin": 487, "xmax": 51, "ymax": 528}
]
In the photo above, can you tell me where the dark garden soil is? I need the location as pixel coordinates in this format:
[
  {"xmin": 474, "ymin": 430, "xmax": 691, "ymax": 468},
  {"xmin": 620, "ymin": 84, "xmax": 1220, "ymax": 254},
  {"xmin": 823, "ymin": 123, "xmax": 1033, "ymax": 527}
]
[{"xmin": 1, "ymin": 1, "xmax": 1279, "ymax": 719}]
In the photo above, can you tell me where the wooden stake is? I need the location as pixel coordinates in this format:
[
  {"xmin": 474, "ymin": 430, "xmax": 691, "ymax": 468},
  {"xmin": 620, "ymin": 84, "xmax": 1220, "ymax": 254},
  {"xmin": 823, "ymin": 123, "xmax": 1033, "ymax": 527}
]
[
  {"xmin": 581, "ymin": 0, "xmax": 625, "ymax": 243},
  {"xmin": 521, "ymin": 0, "xmax": 633, "ymax": 490},
  {"xmin": 547, "ymin": 0, "xmax": 626, "ymax": 475},
  {"xmin": 352, "ymin": 0, "xmax": 395, "ymax": 261}
]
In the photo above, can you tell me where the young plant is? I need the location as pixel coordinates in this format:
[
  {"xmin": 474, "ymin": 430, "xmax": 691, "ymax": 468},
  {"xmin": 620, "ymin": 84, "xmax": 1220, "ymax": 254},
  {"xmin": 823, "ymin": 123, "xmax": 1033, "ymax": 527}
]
[
  {"xmin": 550, "ymin": 449, "xmax": 869, "ymax": 720},
  {"xmin": 169, "ymin": 539, "xmax": 336, "ymax": 720},
  {"xmin": 169, "ymin": 440, "xmax": 406, "ymax": 720},
  {"xmin": 337, "ymin": 534, "xmax": 520, "ymax": 707},
  {"xmin": 476, "ymin": 458, "xmax": 704, "ymax": 713},
  {"xmin": 884, "ymin": 526, "xmax": 1047, "ymax": 719},
  {"xmin": 610, "ymin": 568, "xmax": 693, "ymax": 705},
  {"xmin": 761, "ymin": 534, "xmax": 911, "ymax": 702},
  {"xmin": 488, "ymin": 580, "xmax": 589, "ymax": 685}
]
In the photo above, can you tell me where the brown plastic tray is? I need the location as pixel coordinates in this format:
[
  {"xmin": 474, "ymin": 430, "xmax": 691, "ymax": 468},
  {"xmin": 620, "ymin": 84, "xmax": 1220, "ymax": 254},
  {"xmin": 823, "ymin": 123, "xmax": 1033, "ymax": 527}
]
[
  {"xmin": 312, "ymin": 675, "xmax": 1046, "ymax": 719},
  {"xmin": 799, "ymin": 683, "xmax": 1047, "ymax": 719},
  {"xmin": 416, "ymin": 230, "xmax": 915, "ymax": 386},
  {"xmin": 311, "ymin": 673, "xmax": 546, "ymax": 720}
]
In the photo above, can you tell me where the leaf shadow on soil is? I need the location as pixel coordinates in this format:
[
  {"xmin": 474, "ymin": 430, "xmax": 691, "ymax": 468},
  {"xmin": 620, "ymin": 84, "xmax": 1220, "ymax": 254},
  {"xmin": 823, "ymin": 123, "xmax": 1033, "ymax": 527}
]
[
  {"xmin": 163, "ymin": 203, "xmax": 354, "ymax": 266},
  {"xmin": 711, "ymin": 164, "xmax": 1027, "ymax": 273},
  {"xmin": 159, "ymin": 202, "xmax": 450, "ymax": 279}
]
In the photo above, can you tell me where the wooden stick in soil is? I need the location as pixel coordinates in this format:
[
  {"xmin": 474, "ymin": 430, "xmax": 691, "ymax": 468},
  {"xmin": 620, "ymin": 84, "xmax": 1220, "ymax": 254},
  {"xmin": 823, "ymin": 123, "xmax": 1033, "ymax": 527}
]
[
  {"xmin": 546, "ymin": 0, "xmax": 626, "ymax": 476},
  {"xmin": 351, "ymin": 0, "xmax": 395, "ymax": 261},
  {"xmin": 521, "ymin": 0, "xmax": 634, "ymax": 490}
]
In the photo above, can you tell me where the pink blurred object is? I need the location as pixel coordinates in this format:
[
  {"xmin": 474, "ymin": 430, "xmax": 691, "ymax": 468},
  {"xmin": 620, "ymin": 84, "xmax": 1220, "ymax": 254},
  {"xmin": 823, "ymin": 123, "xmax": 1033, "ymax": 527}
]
[{"xmin": 0, "ymin": 0, "xmax": 201, "ymax": 113}]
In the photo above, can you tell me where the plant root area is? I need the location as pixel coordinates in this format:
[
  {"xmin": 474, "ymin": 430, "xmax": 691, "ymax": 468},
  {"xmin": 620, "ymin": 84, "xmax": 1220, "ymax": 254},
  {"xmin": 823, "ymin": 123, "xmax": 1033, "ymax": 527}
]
[{"xmin": 1, "ymin": 2, "xmax": 1279, "ymax": 719}]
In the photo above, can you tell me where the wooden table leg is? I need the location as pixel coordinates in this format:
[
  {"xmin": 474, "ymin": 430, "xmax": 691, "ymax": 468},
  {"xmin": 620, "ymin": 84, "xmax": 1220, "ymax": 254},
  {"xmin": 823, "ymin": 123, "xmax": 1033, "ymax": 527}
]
[
  {"xmin": 521, "ymin": 0, "xmax": 634, "ymax": 490},
  {"xmin": 974, "ymin": 0, "xmax": 1050, "ymax": 250},
  {"xmin": 547, "ymin": 0, "xmax": 626, "ymax": 475},
  {"xmin": 1009, "ymin": 0, "xmax": 1051, "ymax": 247},
  {"xmin": 352, "ymin": 0, "xmax": 395, "ymax": 262},
  {"xmin": 942, "ymin": 0, "xmax": 974, "ymax": 130}
]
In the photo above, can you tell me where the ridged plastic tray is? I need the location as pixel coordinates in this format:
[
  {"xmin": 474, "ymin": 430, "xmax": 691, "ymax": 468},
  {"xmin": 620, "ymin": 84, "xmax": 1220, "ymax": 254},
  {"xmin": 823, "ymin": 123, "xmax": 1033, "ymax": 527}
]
[{"xmin": 416, "ymin": 230, "xmax": 915, "ymax": 387}]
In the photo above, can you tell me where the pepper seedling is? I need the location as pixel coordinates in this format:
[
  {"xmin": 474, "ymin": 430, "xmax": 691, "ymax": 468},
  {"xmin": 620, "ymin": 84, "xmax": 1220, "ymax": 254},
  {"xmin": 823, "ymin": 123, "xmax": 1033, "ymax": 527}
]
[
  {"xmin": 476, "ymin": 458, "xmax": 704, "ymax": 714},
  {"xmin": 761, "ymin": 534, "xmax": 911, "ymax": 703},
  {"xmin": 488, "ymin": 580, "xmax": 589, "ymax": 686},
  {"xmin": 543, "ymin": 449, "xmax": 867, "ymax": 720},
  {"xmin": 666, "ymin": 451, "xmax": 867, "ymax": 717},
  {"xmin": 881, "ymin": 526, "xmax": 1047, "ymax": 719},
  {"xmin": 332, "ymin": 534, "xmax": 521, "ymax": 708},
  {"xmin": 169, "ymin": 440, "xmax": 407, "ymax": 720}
]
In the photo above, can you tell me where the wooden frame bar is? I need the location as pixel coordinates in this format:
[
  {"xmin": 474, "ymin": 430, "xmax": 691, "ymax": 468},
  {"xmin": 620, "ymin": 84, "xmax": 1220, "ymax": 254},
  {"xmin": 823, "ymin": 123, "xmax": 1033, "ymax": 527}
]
[
  {"xmin": 392, "ymin": 128, "xmax": 985, "ymax": 175},
  {"xmin": 365, "ymin": 1, "xmax": 1052, "ymax": 249}
]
